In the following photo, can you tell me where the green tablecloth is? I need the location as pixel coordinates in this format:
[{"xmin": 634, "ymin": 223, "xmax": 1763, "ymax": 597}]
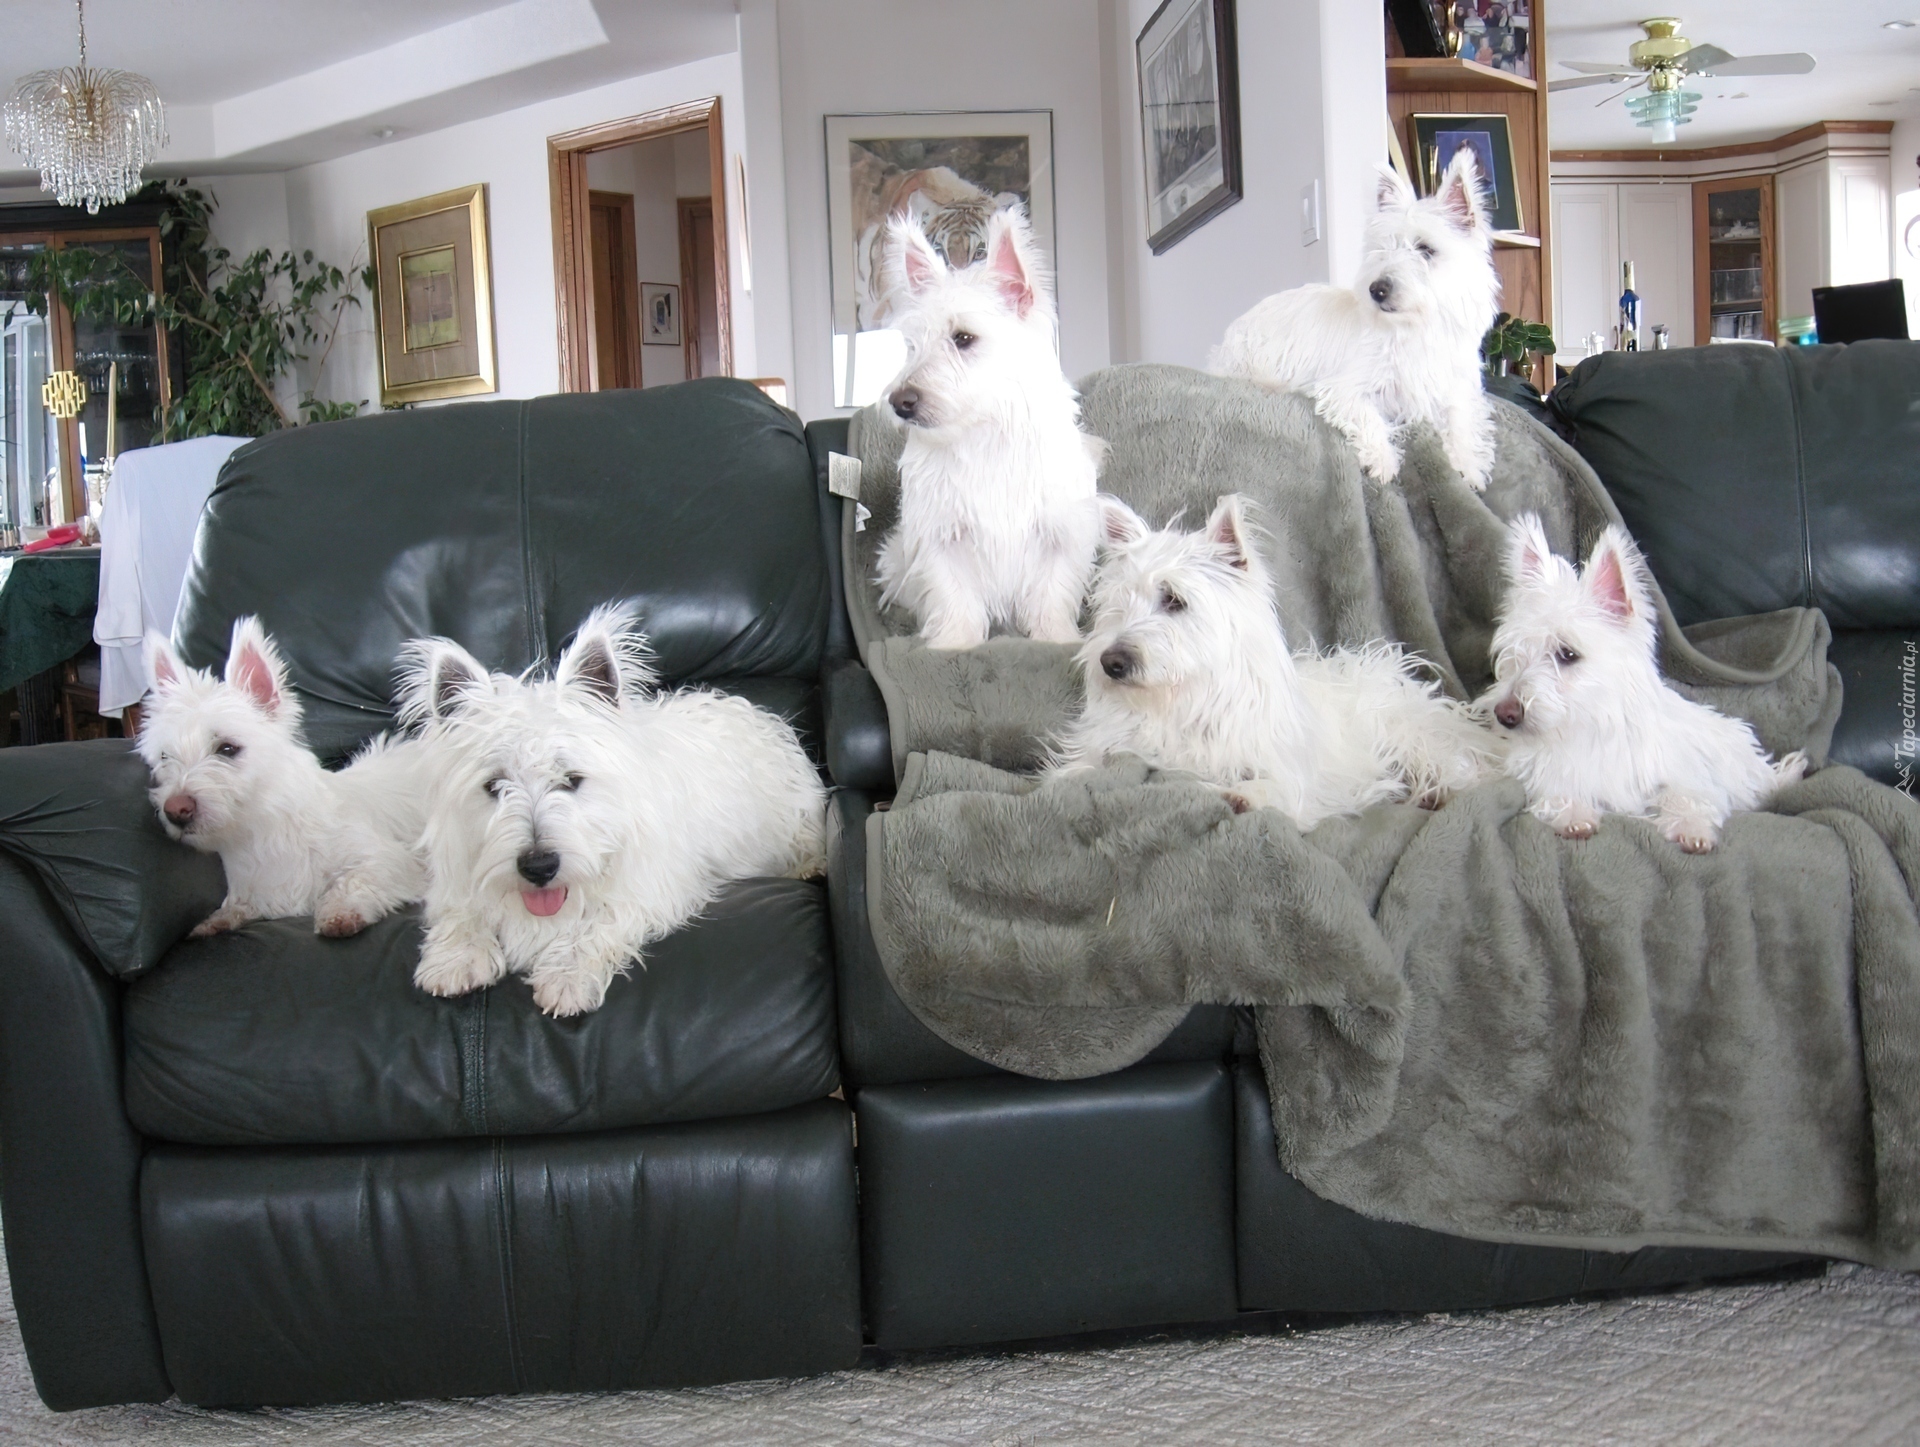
[{"xmin": 0, "ymin": 547, "xmax": 100, "ymax": 695}]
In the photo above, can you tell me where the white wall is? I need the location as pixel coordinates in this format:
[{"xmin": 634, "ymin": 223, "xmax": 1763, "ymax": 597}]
[
  {"xmin": 771, "ymin": 0, "xmax": 1113, "ymax": 419},
  {"xmin": 1775, "ymin": 159, "xmax": 1829, "ymax": 325},
  {"xmin": 270, "ymin": 50, "xmax": 758, "ymax": 413},
  {"xmin": 1892, "ymin": 116, "xmax": 1920, "ymax": 337}
]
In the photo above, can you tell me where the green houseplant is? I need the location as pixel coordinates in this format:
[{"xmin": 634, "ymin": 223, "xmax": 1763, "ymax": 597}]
[
  {"xmin": 26, "ymin": 182, "xmax": 366, "ymax": 439},
  {"xmin": 1480, "ymin": 312, "xmax": 1556, "ymax": 381}
]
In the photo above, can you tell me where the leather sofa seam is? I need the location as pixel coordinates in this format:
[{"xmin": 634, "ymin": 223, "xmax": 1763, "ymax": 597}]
[
  {"xmin": 490, "ymin": 1139, "xmax": 527, "ymax": 1391},
  {"xmin": 516, "ymin": 400, "xmax": 541, "ymax": 667},
  {"xmin": 1781, "ymin": 352, "xmax": 1817, "ymax": 611}
]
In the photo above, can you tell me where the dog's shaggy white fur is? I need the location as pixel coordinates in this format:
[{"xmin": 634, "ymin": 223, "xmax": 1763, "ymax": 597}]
[
  {"xmin": 1211, "ymin": 149, "xmax": 1501, "ymax": 490},
  {"xmin": 400, "ymin": 606, "xmax": 828, "ymax": 1017},
  {"xmin": 1482, "ymin": 514, "xmax": 1808, "ymax": 851},
  {"xmin": 873, "ymin": 206, "xmax": 1101, "ymax": 649},
  {"xmin": 1050, "ymin": 495, "xmax": 1503, "ymax": 828},
  {"xmin": 139, "ymin": 617, "xmax": 426, "ymax": 938}
]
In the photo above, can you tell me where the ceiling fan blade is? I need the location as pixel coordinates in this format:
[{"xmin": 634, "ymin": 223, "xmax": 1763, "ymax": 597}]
[
  {"xmin": 1676, "ymin": 44, "xmax": 1736, "ymax": 73},
  {"xmin": 1592, "ymin": 77, "xmax": 1650, "ymax": 108},
  {"xmin": 1560, "ymin": 58, "xmax": 1642, "ymax": 74},
  {"xmin": 1690, "ymin": 51, "xmax": 1817, "ymax": 77},
  {"xmin": 1549, "ymin": 73, "xmax": 1633, "ymax": 91}
]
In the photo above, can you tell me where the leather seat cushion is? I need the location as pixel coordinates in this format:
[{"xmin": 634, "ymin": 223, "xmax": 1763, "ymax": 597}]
[
  {"xmin": 1826, "ymin": 629, "xmax": 1919, "ymax": 788},
  {"xmin": 1551, "ymin": 341, "xmax": 1920, "ymax": 629},
  {"xmin": 123, "ymin": 879, "xmax": 838, "ymax": 1146}
]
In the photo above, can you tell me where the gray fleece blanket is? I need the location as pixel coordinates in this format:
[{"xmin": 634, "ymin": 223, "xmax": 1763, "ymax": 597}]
[{"xmin": 849, "ymin": 365, "xmax": 1920, "ymax": 1266}]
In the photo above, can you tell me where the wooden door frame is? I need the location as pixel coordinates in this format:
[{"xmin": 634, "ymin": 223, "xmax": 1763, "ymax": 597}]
[
  {"xmin": 548, "ymin": 97, "xmax": 731, "ymax": 392},
  {"xmin": 677, "ymin": 196, "xmax": 715, "ymax": 380},
  {"xmin": 1692, "ymin": 172, "xmax": 1775, "ymax": 346},
  {"xmin": 587, "ymin": 189, "xmax": 642, "ymax": 388}
]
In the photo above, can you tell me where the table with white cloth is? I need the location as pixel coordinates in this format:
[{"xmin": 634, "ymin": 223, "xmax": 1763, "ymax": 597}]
[{"xmin": 94, "ymin": 435, "xmax": 248, "ymax": 718}]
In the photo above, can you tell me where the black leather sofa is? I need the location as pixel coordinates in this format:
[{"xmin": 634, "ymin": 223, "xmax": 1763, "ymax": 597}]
[{"xmin": 0, "ymin": 349, "xmax": 1907, "ymax": 1411}]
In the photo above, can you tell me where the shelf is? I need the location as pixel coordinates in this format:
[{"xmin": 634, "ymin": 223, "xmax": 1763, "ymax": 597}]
[
  {"xmin": 1386, "ymin": 57, "xmax": 1538, "ymax": 93},
  {"xmin": 1492, "ymin": 231, "xmax": 1541, "ymax": 249}
]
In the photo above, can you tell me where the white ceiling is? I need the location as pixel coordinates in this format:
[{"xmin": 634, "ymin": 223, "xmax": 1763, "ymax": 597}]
[
  {"xmin": 0, "ymin": 0, "xmax": 739, "ymax": 179},
  {"xmin": 1549, "ymin": 2, "xmax": 1920, "ymax": 150}
]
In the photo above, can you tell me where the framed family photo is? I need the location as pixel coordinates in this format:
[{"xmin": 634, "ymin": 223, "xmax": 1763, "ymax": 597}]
[
  {"xmin": 367, "ymin": 183, "xmax": 498, "ymax": 408},
  {"xmin": 1410, "ymin": 112, "xmax": 1523, "ymax": 233},
  {"xmin": 641, "ymin": 282, "xmax": 681, "ymax": 346},
  {"xmin": 825, "ymin": 109, "xmax": 1056, "ymax": 408},
  {"xmin": 1136, "ymin": 0, "xmax": 1242, "ymax": 254}
]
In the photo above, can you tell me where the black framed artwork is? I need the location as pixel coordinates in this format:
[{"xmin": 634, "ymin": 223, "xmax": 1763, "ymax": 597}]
[
  {"xmin": 1136, "ymin": 0, "xmax": 1242, "ymax": 254},
  {"xmin": 1410, "ymin": 112, "xmax": 1523, "ymax": 234}
]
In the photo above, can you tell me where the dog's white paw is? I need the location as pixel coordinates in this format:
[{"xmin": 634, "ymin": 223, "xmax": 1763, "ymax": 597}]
[
  {"xmin": 314, "ymin": 886, "xmax": 380, "ymax": 938},
  {"xmin": 189, "ymin": 904, "xmax": 251, "ymax": 938},
  {"xmin": 1774, "ymin": 750, "xmax": 1810, "ymax": 785},
  {"xmin": 1662, "ymin": 816, "xmax": 1720, "ymax": 854},
  {"xmin": 1356, "ymin": 440, "xmax": 1403, "ymax": 483},
  {"xmin": 414, "ymin": 937, "xmax": 505, "ymax": 998},
  {"xmin": 1540, "ymin": 799, "xmax": 1600, "ymax": 840},
  {"xmin": 921, "ymin": 622, "xmax": 989, "ymax": 650},
  {"xmin": 530, "ymin": 969, "xmax": 611, "ymax": 1018}
]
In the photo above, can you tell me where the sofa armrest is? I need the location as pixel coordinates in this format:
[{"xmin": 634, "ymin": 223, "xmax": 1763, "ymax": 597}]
[
  {"xmin": 0, "ymin": 740, "xmax": 225, "ymax": 979},
  {"xmin": 823, "ymin": 658, "xmax": 895, "ymax": 791}
]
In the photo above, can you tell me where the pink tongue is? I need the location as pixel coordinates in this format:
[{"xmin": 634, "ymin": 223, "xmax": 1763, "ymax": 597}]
[{"xmin": 521, "ymin": 886, "xmax": 567, "ymax": 917}]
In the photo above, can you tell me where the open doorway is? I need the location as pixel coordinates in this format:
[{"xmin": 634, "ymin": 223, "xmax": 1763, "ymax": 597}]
[{"xmin": 549, "ymin": 99, "xmax": 730, "ymax": 390}]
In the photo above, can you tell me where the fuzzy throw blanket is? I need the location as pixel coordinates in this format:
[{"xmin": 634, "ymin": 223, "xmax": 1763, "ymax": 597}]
[{"xmin": 848, "ymin": 365, "xmax": 1920, "ymax": 1267}]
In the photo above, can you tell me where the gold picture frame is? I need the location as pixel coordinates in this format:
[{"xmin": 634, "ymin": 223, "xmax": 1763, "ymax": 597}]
[{"xmin": 367, "ymin": 183, "xmax": 497, "ymax": 407}]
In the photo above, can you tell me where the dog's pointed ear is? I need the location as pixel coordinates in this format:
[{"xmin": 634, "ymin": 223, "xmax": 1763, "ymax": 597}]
[
  {"xmin": 1098, "ymin": 495, "xmax": 1150, "ymax": 550},
  {"xmin": 1206, "ymin": 495, "xmax": 1254, "ymax": 571},
  {"xmin": 884, "ymin": 213, "xmax": 945, "ymax": 298},
  {"xmin": 557, "ymin": 603, "xmax": 657, "ymax": 708},
  {"xmin": 146, "ymin": 631, "xmax": 183, "ymax": 692},
  {"xmin": 397, "ymin": 638, "xmax": 490, "ymax": 725},
  {"xmin": 1507, "ymin": 513, "xmax": 1555, "ymax": 585},
  {"xmin": 1436, "ymin": 147, "xmax": 1487, "ymax": 233},
  {"xmin": 983, "ymin": 207, "xmax": 1041, "ymax": 318},
  {"xmin": 1376, "ymin": 163, "xmax": 1414, "ymax": 211},
  {"xmin": 225, "ymin": 616, "xmax": 289, "ymax": 719},
  {"xmin": 1583, "ymin": 526, "xmax": 1649, "ymax": 624}
]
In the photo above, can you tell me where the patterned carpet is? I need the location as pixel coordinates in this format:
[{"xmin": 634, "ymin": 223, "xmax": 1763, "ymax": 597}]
[{"xmin": 5, "ymin": 1256, "xmax": 1919, "ymax": 1445}]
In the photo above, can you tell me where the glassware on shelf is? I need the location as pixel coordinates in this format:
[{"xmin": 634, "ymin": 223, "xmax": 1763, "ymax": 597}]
[{"xmin": 1711, "ymin": 267, "xmax": 1763, "ymax": 305}]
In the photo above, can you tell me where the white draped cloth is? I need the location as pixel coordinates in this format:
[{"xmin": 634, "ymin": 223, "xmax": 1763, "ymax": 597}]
[{"xmin": 94, "ymin": 435, "xmax": 247, "ymax": 717}]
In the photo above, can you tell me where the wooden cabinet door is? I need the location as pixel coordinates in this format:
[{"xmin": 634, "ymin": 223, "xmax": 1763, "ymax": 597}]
[
  {"xmin": 1693, "ymin": 175, "xmax": 1774, "ymax": 344},
  {"xmin": 1551, "ymin": 183, "xmax": 1619, "ymax": 366},
  {"xmin": 1618, "ymin": 182, "xmax": 1694, "ymax": 347}
]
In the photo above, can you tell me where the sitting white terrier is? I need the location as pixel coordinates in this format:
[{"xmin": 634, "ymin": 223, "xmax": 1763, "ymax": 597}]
[
  {"xmin": 873, "ymin": 206, "xmax": 1101, "ymax": 649},
  {"xmin": 140, "ymin": 617, "xmax": 425, "ymax": 938},
  {"xmin": 1050, "ymin": 495, "xmax": 1503, "ymax": 829},
  {"xmin": 1481, "ymin": 514, "xmax": 1808, "ymax": 852},
  {"xmin": 400, "ymin": 605, "xmax": 828, "ymax": 1018},
  {"xmin": 1211, "ymin": 149, "xmax": 1500, "ymax": 490}
]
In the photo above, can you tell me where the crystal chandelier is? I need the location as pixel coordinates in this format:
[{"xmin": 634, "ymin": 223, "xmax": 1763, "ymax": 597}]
[{"xmin": 4, "ymin": 0, "xmax": 166, "ymax": 214}]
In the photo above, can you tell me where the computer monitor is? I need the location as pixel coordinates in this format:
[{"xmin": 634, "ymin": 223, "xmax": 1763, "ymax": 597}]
[{"xmin": 1811, "ymin": 279, "xmax": 1910, "ymax": 344}]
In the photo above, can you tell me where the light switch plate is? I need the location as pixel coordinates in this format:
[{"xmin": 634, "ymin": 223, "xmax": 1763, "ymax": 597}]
[{"xmin": 1301, "ymin": 179, "xmax": 1322, "ymax": 247}]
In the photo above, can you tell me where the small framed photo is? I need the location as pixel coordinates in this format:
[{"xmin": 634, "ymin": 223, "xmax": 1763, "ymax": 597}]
[
  {"xmin": 641, "ymin": 282, "xmax": 681, "ymax": 346},
  {"xmin": 825, "ymin": 109, "xmax": 1056, "ymax": 407},
  {"xmin": 1437, "ymin": 0, "xmax": 1532, "ymax": 79},
  {"xmin": 1410, "ymin": 112, "xmax": 1524, "ymax": 233},
  {"xmin": 1136, "ymin": 0, "xmax": 1242, "ymax": 254},
  {"xmin": 366, "ymin": 183, "xmax": 497, "ymax": 408}
]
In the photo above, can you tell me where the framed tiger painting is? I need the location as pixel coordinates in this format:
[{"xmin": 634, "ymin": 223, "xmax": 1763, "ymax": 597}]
[{"xmin": 824, "ymin": 110, "xmax": 1056, "ymax": 407}]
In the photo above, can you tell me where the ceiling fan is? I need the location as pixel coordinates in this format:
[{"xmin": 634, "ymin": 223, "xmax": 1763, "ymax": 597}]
[{"xmin": 1551, "ymin": 17, "xmax": 1817, "ymax": 144}]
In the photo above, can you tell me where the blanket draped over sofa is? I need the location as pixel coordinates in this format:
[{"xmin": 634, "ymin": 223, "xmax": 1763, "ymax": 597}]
[{"xmin": 847, "ymin": 364, "xmax": 1920, "ymax": 1268}]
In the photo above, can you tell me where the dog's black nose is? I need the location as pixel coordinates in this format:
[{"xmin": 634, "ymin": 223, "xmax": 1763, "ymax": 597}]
[
  {"xmin": 890, "ymin": 385, "xmax": 921, "ymax": 421},
  {"xmin": 1100, "ymin": 645, "xmax": 1138, "ymax": 681},
  {"xmin": 517, "ymin": 849, "xmax": 562, "ymax": 886},
  {"xmin": 1494, "ymin": 698, "xmax": 1524, "ymax": 730},
  {"xmin": 163, "ymin": 794, "xmax": 197, "ymax": 827},
  {"xmin": 1368, "ymin": 279, "xmax": 1393, "ymax": 306}
]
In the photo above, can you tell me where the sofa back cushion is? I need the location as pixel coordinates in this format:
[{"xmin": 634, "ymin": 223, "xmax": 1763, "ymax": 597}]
[
  {"xmin": 173, "ymin": 380, "xmax": 826, "ymax": 759},
  {"xmin": 1550, "ymin": 341, "xmax": 1920, "ymax": 629}
]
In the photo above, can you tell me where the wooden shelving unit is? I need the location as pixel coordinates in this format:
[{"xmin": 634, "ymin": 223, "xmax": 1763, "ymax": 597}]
[{"xmin": 1386, "ymin": 57, "xmax": 1538, "ymax": 94}]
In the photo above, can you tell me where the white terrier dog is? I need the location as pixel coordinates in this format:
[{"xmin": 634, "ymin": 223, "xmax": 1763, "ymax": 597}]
[
  {"xmin": 1211, "ymin": 149, "xmax": 1500, "ymax": 490},
  {"xmin": 873, "ymin": 206, "xmax": 1101, "ymax": 649},
  {"xmin": 400, "ymin": 606, "xmax": 828, "ymax": 1018},
  {"xmin": 1481, "ymin": 514, "xmax": 1808, "ymax": 852},
  {"xmin": 1050, "ymin": 495, "xmax": 1503, "ymax": 828},
  {"xmin": 140, "ymin": 617, "xmax": 426, "ymax": 938}
]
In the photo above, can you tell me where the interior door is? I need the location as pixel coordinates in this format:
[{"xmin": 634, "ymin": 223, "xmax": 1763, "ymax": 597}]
[
  {"xmin": 587, "ymin": 194, "xmax": 638, "ymax": 390},
  {"xmin": 678, "ymin": 197, "xmax": 720, "ymax": 379},
  {"xmin": 1550, "ymin": 184, "xmax": 1619, "ymax": 367}
]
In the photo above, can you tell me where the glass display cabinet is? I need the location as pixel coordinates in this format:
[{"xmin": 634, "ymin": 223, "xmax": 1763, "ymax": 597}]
[{"xmin": 1693, "ymin": 175, "xmax": 1774, "ymax": 346}]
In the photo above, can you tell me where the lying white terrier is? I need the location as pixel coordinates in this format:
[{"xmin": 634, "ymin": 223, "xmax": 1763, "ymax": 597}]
[
  {"xmin": 1211, "ymin": 149, "xmax": 1500, "ymax": 490},
  {"xmin": 1050, "ymin": 495, "xmax": 1503, "ymax": 828},
  {"xmin": 873, "ymin": 206, "xmax": 1101, "ymax": 649},
  {"xmin": 140, "ymin": 617, "xmax": 425, "ymax": 938},
  {"xmin": 1482, "ymin": 514, "xmax": 1808, "ymax": 852},
  {"xmin": 400, "ymin": 605, "xmax": 828, "ymax": 1017}
]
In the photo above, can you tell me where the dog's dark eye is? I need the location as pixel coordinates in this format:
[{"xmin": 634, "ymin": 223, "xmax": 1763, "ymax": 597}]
[
  {"xmin": 214, "ymin": 741, "xmax": 241, "ymax": 759},
  {"xmin": 1554, "ymin": 646, "xmax": 1581, "ymax": 666},
  {"xmin": 1159, "ymin": 586, "xmax": 1186, "ymax": 614},
  {"xmin": 951, "ymin": 330, "xmax": 976, "ymax": 350},
  {"xmin": 485, "ymin": 776, "xmax": 506, "ymax": 798},
  {"xmin": 1415, "ymin": 241, "xmax": 1436, "ymax": 261},
  {"xmin": 560, "ymin": 772, "xmax": 584, "ymax": 791}
]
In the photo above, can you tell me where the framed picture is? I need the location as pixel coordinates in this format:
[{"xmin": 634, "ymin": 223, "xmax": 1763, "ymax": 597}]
[
  {"xmin": 641, "ymin": 282, "xmax": 681, "ymax": 346},
  {"xmin": 1435, "ymin": 0, "xmax": 1532, "ymax": 79},
  {"xmin": 1410, "ymin": 112, "xmax": 1523, "ymax": 233},
  {"xmin": 825, "ymin": 110, "xmax": 1056, "ymax": 408},
  {"xmin": 1135, "ymin": 0, "xmax": 1242, "ymax": 254},
  {"xmin": 367, "ymin": 183, "xmax": 497, "ymax": 408},
  {"xmin": 1387, "ymin": 0, "xmax": 1445, "ymax": 57}
]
